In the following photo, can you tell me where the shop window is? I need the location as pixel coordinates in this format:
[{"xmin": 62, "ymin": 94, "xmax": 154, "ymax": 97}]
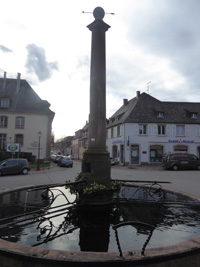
[
  {"xmin": 174, "ymin": 145, "xmax": 188, "ymax": 152},
  {"xmin": 150, "ymin": 145, "xmax": 163, "ymax": 162},
  {"xmin": 112, "ymin": 145, "xmax": 118, "ymax": 159}
]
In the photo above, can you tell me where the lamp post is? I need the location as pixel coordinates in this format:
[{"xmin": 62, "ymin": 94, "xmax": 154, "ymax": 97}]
[{"xmin": 37, "ymin": 131, "xmax": 42, "ymax": 171}]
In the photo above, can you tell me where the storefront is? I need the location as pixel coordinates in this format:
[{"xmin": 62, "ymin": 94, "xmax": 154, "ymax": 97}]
[{"xmin": 150, "ymin": 145, "xmax": 163, "ymax": 163}]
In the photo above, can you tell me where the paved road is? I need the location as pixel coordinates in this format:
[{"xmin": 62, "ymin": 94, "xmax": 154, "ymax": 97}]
[{"xmin": 0, "ymin": 160, "xmax": 199, "ymax": 198}]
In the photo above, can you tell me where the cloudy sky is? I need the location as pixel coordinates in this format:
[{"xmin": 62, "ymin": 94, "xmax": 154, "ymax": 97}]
[{"xmin": 1, "ymin": 0, "xmax": 200, "ymax": 139}]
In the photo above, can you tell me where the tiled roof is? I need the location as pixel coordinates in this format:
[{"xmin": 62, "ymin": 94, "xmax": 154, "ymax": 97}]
[
  {"xmin": 106, "ymin": 92, "xmax": 200, "ymax": 128},
  {"xmin": 0, "ymin": 78, "xmax": 55, "ymax": 116}
]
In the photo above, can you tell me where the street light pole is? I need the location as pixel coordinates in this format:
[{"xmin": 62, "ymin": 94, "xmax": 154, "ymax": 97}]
[{"xmin": 37, "ymin": 131, "xmax": 42, "ymax": 171}]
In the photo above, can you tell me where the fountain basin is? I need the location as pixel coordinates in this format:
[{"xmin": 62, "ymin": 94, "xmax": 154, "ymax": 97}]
[{"xmin": 0, "ymin": 185, "xmax": 200, "ymax": 267}]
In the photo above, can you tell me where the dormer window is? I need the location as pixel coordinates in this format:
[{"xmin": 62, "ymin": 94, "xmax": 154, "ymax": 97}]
[
  {"xmin": 0, "ymin": 99, "xmax": 9, "ymax": 108},
  {"xmin": 191, "ymin": 113, "xmax": 198, "ymax": 119},
  {"xmin": 157, "ymin": 112, "xmax": 164, "ymax": 118}
]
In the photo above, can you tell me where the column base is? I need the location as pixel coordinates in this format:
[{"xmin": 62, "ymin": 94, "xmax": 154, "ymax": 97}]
[{"xmin": 81, "ymin": 149, "xmax": 111, "ymax": 185}]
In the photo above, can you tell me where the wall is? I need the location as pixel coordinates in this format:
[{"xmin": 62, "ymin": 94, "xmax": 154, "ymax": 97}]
[
  {"xmin": 0, "ymin": 113, "xmax": 50, "ymax": 159},
  {"xmin": 106, "ymin": 123, "xmax": 200, "ymax": 165}
]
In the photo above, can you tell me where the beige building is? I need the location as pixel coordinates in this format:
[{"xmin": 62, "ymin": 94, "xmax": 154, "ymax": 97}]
[{"xmin": 0, "ymin": 73, "xmax": 55, "ymax": 161}]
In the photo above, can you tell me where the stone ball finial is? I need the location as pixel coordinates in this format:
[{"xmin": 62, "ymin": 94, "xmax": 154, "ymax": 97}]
[{"xmin": 93, "ymin": 7, "xmax": 105, "ymax": 20}]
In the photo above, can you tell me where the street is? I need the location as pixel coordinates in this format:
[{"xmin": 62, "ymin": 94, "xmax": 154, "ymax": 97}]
[{"xmin": 0, "ymin": 160, "xmax": 199, "ymax": 198}]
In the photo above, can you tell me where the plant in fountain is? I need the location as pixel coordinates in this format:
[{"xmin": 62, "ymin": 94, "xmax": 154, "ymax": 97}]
[{"xmin": 82, "ymin": 181, "xmax": 122, "ymax": 196}]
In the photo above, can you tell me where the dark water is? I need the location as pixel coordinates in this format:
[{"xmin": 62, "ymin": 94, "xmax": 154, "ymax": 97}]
[{"xmin": 0, "ymin": 185, "xmax": 200, "ymax": 254}]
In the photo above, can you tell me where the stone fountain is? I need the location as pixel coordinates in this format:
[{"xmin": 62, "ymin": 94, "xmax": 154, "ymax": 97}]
[{"xmin": 1, "ymin": 7, "xmax": 200, "ymax": 267}]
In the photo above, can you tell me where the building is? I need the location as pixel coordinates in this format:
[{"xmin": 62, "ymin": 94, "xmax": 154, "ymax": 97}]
[
  {"xmin": 71, "ymin": 122, "xmax": 89, "ymax": 160},
  {"xmin": 79, "ymin": 122, "xmax": 88, "ymax": 160},
  {"xmin": 0, "ymin": 73, "xmax": 55, "ymax": 160},
  {"xmin": 106, "ymin": 91, "xmax": 200, "ymax": 165}
]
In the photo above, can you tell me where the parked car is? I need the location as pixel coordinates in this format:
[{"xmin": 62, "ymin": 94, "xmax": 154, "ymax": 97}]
[
  {"xmin": 51, "ymin": 155, "xmax": 62, "ymax": 163},
  {"xmin": 67, "ymin": 155, "xmax": 74, "ymax": 160},
  {"xmin": 0, "ymin": 158, "xmax": 30, "ymax": 176},
  {"xmin": 162, "ymin": 153, "xmax": 200, "ymax": 170},
  {"xmin": 50, "ymin": 154, "xmax": 57, "ymax": 161},
  {"xmin": 57, "ymin": 156, "xmax": 73, "ymax": 167}
]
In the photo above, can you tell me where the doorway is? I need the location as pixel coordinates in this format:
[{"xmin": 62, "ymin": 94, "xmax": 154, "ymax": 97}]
[{"xmin": 131, "ymin": 144, "xmax": 139, "ymax": 164}]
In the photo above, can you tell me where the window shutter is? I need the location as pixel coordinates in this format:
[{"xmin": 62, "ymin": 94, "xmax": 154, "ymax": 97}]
[
  {"xmin": 197, "ymin": 126, "xmax": 200, "ymax": 137},
  {"xmin": 172, "ymin": 125, "xmax": 176, "ymax": 136},
  {"xmin": 166, "ymin": 125, "xmax": 171, "ymax": 136},
  {"xmin": 135, "ymin": 124, "xmax": 139, "ymax": 135},
  {"xmin": 153, "ymin": 125, "xmax": 157, "ymax": 135},
  {"xmin": 148, "ymin": 125, "xmax": 152, "ymax": 135},
  {"xmin": 185, "ymin": 125, "xmax": 189, "ymax": 136}
]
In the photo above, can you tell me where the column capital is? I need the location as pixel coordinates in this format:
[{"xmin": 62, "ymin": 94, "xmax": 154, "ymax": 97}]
[{"xmin": 87, "ymin": 19, "xmax": 110, "ymax": 32}]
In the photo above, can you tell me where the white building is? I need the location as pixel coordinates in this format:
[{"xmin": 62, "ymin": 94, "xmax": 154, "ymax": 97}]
[
  {"xmin": 0, "ymin": 73, "xmax": 55, "ymax": 161},
  {"xmin": 106, "ymin": 91, "xmax": 200, "ymax": 165}
]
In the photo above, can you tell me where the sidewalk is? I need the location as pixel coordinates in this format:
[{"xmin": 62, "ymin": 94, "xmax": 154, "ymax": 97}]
[
  {"xmin": 30, "ymin": 164, "xmax": 62, "ymax": 174},
  {"xmin": 113, "ymin": 163, "xmax": 163, "ymax": 171}
]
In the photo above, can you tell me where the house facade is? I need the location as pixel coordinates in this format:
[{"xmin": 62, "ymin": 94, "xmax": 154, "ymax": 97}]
[
  {"xmin": 0, "ymin": 73, "xmax": 55, "ymax": 160},
  {"xmin": 106, "ymin": 91, "xmax": 200, "ymax": 165},
  {"xmin": 71, "ymin": 123, "xmax": 88, "ymax": 160}
]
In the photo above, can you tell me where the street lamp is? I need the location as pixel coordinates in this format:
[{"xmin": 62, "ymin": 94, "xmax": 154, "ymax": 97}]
[{"xmin": 37, "ymin": 131, "xmax": 42, "ymax": 171}]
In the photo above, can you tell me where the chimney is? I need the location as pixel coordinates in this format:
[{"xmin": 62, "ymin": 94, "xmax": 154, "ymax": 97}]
[
  {"xmin": 123, "ymin": 98, "xmax": 128, "ymax": 105},
  {"xmin": 136, "ymin": 91, "xmax": 141, "ymax": 98},
  {"xmin": 2, "ymin": 72, "xmax": 6, "ymax": 90},
  {"xmin": 16, "ymin": 73, "xmax": 21, "ymax": 94}
]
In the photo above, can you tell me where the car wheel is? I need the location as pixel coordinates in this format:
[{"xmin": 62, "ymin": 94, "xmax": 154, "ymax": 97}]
[
  {"xmin": 70, "ymin": 165, "xmax": 73, "ymax": 167},
  {"xmin": 197, "ymin": 165, "xmax": 200, "ymax": 170},
  {"xmin": 0, "ymin": 170, "xmax": 2, "ymax": 176},
  {"xmin": 172, "ymin": 165, "xmax": 179, "ymax": 171},
  {"xmin": 22, "ymin": 168, "xmax": 29, "ymax": 175}
]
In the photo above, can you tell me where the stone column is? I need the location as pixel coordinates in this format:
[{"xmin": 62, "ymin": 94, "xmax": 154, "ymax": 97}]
[{"xmin": 81, "ymin": 7, "xmax": 111, "ymax": 185}]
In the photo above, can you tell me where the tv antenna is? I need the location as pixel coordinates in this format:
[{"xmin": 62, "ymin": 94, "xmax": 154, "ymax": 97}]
[{"xmin": 146, "ymin": 81, "xmax": 151, "ymax": 94}]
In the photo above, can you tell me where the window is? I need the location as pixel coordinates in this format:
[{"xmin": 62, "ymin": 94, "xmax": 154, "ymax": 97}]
[
  {"xmin": 158, "ymin": 125, "xmax": 165, "ymax": 135},
  {"xmin": 139, "ymin": 125, "xmax": 147, "ymax": 135},
  {"xmin": 174, "ymin": 145, "xmax": 187, "ymax": 152},
  {"xmin": 117, "ymin": 126, "xmax": 121, "ymax": 137},
  {"xmin": 157, "ymin": 112, "xmax": 164, "ymax": 118},
  {"xmin": 176, "ymin": 125, "xmax": 185, "ymax": 136},
  {"xmin": 15, "ymin": 134, "xmax": 23, "ymax": 146},
  {"xmin": 0, "ymin": 116, "xmax": 8, "ymax": 128},
  {"xmin": 150, "ymin": 145, "xmax": 163, "ymax": 162},
  {"xmin": 0, "ymin": 99, "xmax": 9, "ymax": 108},
  {"xmin": 16, "ymin": 117, "xmax": 24, "ymax": 129},
  {"xmin": 191, "ymin": 113, "xmax": 198, "ymax": 119},
  {"xmin": 0, "ymin": 134, "xmax": 6, "ymax": 150},
  {"xmin": 111, "ymin": 128, "xmax": 114, "ymax": 138}
]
